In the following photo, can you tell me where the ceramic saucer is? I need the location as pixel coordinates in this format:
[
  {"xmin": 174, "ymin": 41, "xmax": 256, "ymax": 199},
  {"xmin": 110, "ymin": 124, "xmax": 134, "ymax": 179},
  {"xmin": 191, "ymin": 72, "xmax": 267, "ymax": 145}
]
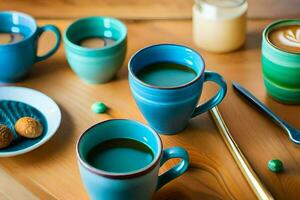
[{"xmin": 0, "ymin": 86, "xmax": 61, "ymax": 157}]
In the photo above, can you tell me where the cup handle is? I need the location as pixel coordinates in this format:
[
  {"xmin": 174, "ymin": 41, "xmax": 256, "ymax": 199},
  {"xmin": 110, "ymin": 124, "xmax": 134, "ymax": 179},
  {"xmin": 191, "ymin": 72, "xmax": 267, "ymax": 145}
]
[
  {"xmin": 191, "ymin": 71, "xmax": 227, "ymax": 118},
  {"xmin": 35, "ymin": 25, "xmax": 61, "ymax": 63},
  {"xmin": 156, "ymin": 147, "xmax": 189, "ymax": 190}
]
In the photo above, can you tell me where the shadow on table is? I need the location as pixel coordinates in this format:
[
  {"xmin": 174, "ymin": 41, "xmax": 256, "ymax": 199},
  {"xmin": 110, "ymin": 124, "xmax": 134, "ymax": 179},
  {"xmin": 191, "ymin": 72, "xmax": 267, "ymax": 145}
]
[
  {"xmin": 34, "ymin": 57, "xmax": 67, "ymax": 73},
  {"xmin": 153, "ymin": 183, "xmax": 223, "ymax": 200},
  {"xmin": 154, "ymin": 188, "xmax": 192, "ymax": 200}
]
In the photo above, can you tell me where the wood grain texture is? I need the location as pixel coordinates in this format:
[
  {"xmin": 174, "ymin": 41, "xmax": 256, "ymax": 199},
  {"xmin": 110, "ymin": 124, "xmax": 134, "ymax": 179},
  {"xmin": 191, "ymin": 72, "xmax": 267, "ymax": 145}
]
[
  {"xmin": 0, "ymin": 166, "xmax": 38, "ymax": 200},
  {"xmin": 1, "ymin": 0, "xmax": 300, "ymax": 20},
  {"xmin": 1, "ymin": 17, "xmax": 300, "ymax": 199},
  {"xmin": 0, "ymin": 19, "xmax": 255, "ymax": 200},
  {"xmin": 0, "ymin": 18, "xmax": 300, "ymax": 200}
]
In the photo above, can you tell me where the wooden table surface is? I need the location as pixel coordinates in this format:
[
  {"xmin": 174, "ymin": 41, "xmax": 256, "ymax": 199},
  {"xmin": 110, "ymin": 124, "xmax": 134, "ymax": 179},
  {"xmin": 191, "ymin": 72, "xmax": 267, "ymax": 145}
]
[{"xmin": 1, "ymin": 1, "xmax": 300, "ymax": 200}]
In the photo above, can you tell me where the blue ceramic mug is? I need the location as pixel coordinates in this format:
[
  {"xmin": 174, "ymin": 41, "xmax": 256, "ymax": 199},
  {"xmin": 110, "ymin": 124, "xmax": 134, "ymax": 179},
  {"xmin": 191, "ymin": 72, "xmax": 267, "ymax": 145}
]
[
  {"xmin": 129, "ymin": 44, "xmax": 227, "ymax": 134},
  {"xmin": 76, "ymin": 119, "xmax": 189, "ymax": 200},
  {"xmin": 0, "ymin": 11, "xmax": 61, "ymax": 83}
]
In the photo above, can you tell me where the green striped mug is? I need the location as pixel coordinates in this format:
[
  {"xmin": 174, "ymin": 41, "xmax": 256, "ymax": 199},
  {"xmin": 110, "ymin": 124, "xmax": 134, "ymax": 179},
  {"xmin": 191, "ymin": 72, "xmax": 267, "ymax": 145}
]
[{"xmin": 262, "ymin": 19, "xmax": 300, "ymax": 104}]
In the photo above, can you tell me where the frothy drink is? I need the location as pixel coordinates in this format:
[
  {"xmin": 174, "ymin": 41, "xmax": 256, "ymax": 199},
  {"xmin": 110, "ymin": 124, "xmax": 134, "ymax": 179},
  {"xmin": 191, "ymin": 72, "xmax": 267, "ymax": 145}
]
[{"xmin": 268, "ymin": 25, "xmax": 300, "ymax": 53}]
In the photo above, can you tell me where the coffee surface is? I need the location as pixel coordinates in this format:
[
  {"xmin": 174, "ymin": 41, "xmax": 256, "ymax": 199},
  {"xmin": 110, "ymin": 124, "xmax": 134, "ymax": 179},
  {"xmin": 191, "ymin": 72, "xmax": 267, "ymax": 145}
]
[
  {"xmin": 137, "ymin": 62, "xmax": 197, "ymax": 87},
  {"xmin": 0, "ymin": 32, "xmax": 24, "ymax": 45},
  {"xmin": 269, "ymin": 25, "xmax": 300, "ymax": 53},
  {"xmin": 86, "ymin": 138, "xmax": 154, "ymax": 173},
  {"xmin": 79, "ymin": 37, "xmax": 116, "ymax": 48}
]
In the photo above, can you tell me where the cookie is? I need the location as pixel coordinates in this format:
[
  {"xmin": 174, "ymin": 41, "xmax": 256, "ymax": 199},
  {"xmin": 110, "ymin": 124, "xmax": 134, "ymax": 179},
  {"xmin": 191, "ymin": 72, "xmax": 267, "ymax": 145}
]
[
  {"xmin": 0, "ymin": 124, "xmax": 13, "ymax": 149},
  {"xmin": 15, "ymin": 117, "xmax": 43, "ymax": 138}
]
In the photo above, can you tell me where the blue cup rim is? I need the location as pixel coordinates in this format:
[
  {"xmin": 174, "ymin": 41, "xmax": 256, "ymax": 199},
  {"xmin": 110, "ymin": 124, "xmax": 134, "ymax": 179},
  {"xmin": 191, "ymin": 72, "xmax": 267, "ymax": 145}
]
[
  {"xmin": 76, "ymin": 119, "xmax": 163, "ymax": 179},
  {"xmin": 0, "ymin": 11, "xmax": 37, "ymax": 47},
  {"xmin": 128, "ymin": 44, "xmax": 205, "ymax": 90},
  {"xmin": 63, "ymin": 16, "xmax": 127, "ymax": 52}
]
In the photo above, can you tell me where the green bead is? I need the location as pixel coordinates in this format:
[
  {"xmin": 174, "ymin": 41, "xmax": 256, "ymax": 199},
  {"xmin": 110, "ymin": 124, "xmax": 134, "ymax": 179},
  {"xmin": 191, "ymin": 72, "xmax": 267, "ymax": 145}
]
[
  {"xmin": 268, "ymin": 159, "xmax": 283, "ymax": 173},
  {"xmin": 91, "ymin": 102, "xmax": 107, "ymax": 114}
]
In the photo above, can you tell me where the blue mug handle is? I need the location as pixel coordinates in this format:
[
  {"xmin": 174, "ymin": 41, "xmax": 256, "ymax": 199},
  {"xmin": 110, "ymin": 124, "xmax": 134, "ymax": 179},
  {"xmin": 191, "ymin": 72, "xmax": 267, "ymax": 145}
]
[
  {"xmin": 35, "ymin": 25, "xmax": 61, "ymax": 63},
  {"xmin": 156, "ymin": 147, "xmax": 189, "ymax": 190},
  {"xmin": 191, "ymin": 71, "xmax": 227, "ymax": 117}
]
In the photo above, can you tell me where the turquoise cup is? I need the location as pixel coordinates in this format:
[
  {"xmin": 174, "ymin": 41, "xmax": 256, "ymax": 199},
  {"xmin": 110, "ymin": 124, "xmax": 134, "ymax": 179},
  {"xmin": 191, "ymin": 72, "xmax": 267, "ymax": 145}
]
[
  {"xmin": 129, "ymin": 44, "xmax": 227, "ymax": 134},
  {"xmin": 64, "ymin": 17, "xmax": 127, "ymax": 84},
  {"xmin": 76, "ymin": 119, "xmax": 189, "ymax": 200},
  {"xmin": 262, "ymin": 19, "xmax": 300, "ymax": 104}
]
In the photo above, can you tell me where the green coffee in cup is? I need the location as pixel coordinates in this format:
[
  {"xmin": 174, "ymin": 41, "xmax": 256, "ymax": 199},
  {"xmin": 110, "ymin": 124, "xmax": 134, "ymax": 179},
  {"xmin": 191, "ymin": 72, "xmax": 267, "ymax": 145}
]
[
  {"xmin": 85, "ymin": 138, "xmax": 154, "ymax": 173},
  {"xmin": 136, "ymin": 62, "xmax": 197, "ymax": 87}
]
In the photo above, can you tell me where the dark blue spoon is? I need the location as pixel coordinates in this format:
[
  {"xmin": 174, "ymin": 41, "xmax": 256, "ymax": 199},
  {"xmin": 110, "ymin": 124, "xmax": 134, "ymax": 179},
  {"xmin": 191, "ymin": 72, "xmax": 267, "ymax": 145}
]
[{"xmin": 233, "ymin": 82, "xmax": 300, "ymax": 145}]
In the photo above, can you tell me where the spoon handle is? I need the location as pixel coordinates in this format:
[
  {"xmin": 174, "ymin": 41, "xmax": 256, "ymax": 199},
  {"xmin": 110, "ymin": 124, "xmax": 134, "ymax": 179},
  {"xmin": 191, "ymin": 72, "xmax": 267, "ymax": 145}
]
[
  {"xmin": 210, "ymin": 107, "xmax": 274, "ymax": 200},
  {"xmin": 232, "ymin": 82, "xmax": 291, "ymax": 132}
]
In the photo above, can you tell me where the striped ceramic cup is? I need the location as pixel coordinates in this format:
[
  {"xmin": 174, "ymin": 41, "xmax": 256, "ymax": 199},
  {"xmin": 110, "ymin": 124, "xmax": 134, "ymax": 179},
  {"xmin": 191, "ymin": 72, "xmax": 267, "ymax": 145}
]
[{"xmin": 262, "ymin": 19, "xmax": 300, "ymax": 104}]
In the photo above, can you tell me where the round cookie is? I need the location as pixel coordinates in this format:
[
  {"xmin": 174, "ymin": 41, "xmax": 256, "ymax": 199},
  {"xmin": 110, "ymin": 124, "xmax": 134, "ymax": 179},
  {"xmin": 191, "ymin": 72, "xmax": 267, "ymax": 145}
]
[
  {"xmin": 15, "ymin": 117, "xmax": 43, "ymax": 138},
  {"xmin": 0, "ymin": 124, "xmax": 13, "ymax": 149}
]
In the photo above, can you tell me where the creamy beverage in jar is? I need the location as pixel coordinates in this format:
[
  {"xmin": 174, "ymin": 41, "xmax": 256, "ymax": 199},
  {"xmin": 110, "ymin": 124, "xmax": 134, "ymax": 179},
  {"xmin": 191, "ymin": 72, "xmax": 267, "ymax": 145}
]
[
  {"xmin": 193, "ymin": 0, "xmax": 248, "ymax": 53},
  {"xmin": 268, "ymin": 25, "xmax": 300, "ymax": 53}
]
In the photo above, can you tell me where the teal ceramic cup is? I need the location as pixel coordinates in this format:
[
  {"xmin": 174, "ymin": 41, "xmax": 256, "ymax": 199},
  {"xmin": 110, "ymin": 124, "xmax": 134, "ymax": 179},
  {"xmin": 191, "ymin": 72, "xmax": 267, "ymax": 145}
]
[
  {"xmin": 262, "ymin": 19, "xmax": 300, "ymax": 104},
  {"xmin": 76, "ymin": 119, "xmax": 189, "ymax": 200},
  {"xmin": 0, "ymin": 11, "xmax": 61, "ymax": 83},
  {"xmin": 64, "ymin": 17, "xmax": 127, "ymax": 84}
]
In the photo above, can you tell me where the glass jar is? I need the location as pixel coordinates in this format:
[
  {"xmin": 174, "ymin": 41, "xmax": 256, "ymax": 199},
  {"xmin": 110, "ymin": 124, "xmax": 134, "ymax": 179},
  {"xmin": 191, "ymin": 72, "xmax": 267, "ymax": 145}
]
[{"xmin": 193, "ymin": 0, "xmax": 248, "ymax": 53}]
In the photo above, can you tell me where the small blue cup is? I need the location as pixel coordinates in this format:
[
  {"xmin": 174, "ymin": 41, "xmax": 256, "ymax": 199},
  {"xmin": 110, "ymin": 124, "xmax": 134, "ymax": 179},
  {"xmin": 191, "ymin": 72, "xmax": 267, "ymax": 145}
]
[
  {"xmin": 0, "ymin": 11, "xmax": 61, "ymax": 83},
  {"xmin": 76, "ymin": 119, "xmax": 189, "ymax": 200},
  {"xmin": 129, "ymin": 44, "xmax": 227, "ymax": 134}
]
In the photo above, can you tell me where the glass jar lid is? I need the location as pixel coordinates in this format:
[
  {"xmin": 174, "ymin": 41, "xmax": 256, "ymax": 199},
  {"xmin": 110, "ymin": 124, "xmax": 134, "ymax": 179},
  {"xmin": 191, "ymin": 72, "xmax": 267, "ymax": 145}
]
[{"xmin": 194, "ymin": 0, "xmax": 247, "ymax": 19}]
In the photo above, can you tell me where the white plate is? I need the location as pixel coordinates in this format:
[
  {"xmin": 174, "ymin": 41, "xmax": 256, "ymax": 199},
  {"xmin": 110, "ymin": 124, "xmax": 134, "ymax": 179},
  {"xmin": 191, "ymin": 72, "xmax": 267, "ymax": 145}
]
[{"xmin": 0, "ymin": 86, "xmax": 61, "ymax": 157}]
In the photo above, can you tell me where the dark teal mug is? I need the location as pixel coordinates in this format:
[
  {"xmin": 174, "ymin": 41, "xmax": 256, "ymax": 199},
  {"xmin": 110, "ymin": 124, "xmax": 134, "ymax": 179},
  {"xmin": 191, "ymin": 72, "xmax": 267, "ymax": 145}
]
[
  {"xmin": 77, "ymin": 119, "xmax": 189, "ymax": 200},
  {"xmin": 0, "ymin": 11, "xmax": 61, "ymax": 83}
]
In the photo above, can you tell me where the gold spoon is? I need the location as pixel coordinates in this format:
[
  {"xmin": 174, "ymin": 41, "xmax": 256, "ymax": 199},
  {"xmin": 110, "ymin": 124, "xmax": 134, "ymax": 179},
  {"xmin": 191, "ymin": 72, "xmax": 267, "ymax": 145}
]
[{"xmin": 210, "ymin": 106, "xmax": 274, "ymax": 200}]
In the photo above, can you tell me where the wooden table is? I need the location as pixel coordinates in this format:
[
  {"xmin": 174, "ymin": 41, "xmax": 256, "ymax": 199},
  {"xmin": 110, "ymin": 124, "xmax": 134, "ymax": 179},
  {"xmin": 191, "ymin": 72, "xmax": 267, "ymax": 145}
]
[{"xmin": 1, "ymin": 1, "xmax": 300, "ymax": 200}]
